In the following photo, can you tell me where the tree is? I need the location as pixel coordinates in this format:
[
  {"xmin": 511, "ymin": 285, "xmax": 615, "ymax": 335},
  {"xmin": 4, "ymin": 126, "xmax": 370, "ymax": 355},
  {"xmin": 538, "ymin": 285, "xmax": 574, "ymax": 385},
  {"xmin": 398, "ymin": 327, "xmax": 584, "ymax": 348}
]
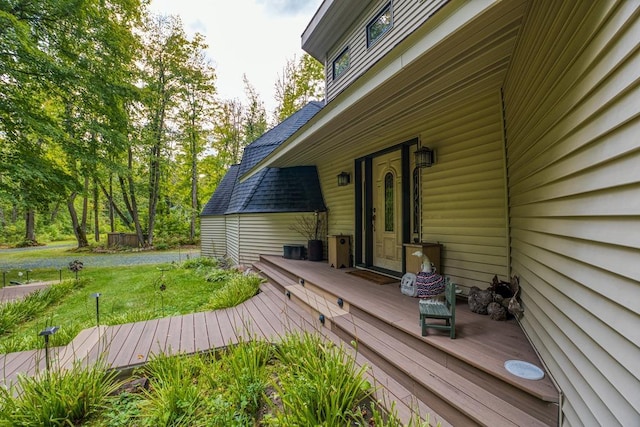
[
  {"xmin": 242, "ymin": 75, "xmax": 268, "ymax": 144},
  {"xmin": 274, "ymin": 53, "xmax": 324, "ymax": 122},
  {"xmin": 137, "ymin": 14, "xmax": 192, "ymax": 246},
  {"xmin": 212, "ymin": 99, "xmax": 245, "ymax": 168},
  {"xmin": 174, "ymin": 33, "xmax": 216, "ymax": 242},
  {"xmin": 0, "ymin": 0, "xmax": 143, "ymax": 246}
]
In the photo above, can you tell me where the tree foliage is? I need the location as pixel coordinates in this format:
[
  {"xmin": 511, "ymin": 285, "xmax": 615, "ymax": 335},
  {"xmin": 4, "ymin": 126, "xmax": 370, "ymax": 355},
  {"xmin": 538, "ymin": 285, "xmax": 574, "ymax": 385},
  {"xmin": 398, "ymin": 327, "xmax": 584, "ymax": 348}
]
[
  {"xmin": 0, "ymin": 2, "xmax": 326, "ymax": 248},
  {"xmin": 274, "ymin": 53, "xmax": 324, "ymax": 123}
]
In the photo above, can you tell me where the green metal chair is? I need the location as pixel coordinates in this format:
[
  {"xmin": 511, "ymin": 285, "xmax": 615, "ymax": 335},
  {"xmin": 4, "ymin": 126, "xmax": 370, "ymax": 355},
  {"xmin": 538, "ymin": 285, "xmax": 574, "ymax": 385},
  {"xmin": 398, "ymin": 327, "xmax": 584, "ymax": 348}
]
[{"xmin": 419, "ymin": 280, "xmax": 456, "ymax": 339}]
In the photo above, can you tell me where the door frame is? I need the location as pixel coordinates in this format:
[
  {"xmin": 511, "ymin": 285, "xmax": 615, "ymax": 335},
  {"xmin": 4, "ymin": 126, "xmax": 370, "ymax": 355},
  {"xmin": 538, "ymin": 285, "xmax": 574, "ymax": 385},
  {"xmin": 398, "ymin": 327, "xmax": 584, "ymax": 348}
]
[{"xmin": 354, "ymin": 138, "xmax": 418, "ymax": 275}]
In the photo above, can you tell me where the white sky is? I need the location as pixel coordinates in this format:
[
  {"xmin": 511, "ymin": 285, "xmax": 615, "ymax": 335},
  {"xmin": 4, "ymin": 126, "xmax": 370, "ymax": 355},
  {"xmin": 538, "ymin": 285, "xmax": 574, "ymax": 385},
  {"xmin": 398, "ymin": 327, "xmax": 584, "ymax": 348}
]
[{"xmin": 148, "ymin": 0, "xmax": 323, "ymax": 114}]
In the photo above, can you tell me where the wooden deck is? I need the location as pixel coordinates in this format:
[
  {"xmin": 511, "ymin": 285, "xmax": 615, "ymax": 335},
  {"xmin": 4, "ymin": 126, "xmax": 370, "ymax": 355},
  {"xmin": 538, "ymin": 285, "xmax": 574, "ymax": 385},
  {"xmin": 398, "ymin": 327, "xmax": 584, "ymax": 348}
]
[
  {"xmin": 1, "ymin": 256, "xmax": 560, "ymax": 426},
  {"xmin": 254, "ymin": 255, "xmax": 560, "ymax": 426},
  {"xmin": 0, "ymin": 278, "xmax": 433, "ymax": 425},
  {"xmin": 0, "ymin": 281, "xmax": 56, "ymax": 303}
]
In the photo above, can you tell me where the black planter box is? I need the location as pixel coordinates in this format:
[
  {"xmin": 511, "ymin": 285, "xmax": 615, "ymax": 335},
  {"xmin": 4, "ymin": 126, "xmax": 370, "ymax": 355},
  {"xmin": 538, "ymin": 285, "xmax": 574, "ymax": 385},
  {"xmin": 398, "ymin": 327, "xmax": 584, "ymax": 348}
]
[{"xmin": 283, "ymin": 244, "xmax": 305, "ymax": 260}]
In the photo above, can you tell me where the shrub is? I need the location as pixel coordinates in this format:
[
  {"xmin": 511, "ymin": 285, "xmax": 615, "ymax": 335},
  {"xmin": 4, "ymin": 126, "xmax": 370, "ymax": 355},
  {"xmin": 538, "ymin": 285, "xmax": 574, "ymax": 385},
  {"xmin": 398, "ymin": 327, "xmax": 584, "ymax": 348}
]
[
  {"xmin": 203, "ymin": 273, "xmax": 264, "ymax": 311},
  {"xmin": 0, "ymin": 361, "xmax": 120, "ymax": 426},
  {"xmin": 181, "ymin": 256, "xmax": 217, "ymax": 270},
  {"xmin": 269, "ymin": 331, "xmax": 374, "ymax": 426},
  {"xmin": 138, "ymin": 353, "xmax": 205, "ymax": 426}
]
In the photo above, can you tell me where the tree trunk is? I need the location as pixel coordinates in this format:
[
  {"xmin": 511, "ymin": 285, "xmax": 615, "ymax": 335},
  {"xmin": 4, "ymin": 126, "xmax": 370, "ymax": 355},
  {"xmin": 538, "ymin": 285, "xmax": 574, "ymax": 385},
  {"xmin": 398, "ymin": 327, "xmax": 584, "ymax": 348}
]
[
  {"xmin": 99, "ymin": 180, "xmax": 131, "ymax": 229},
  {"xmin": 24, "ymin": 209, "xmax": 36, "ymax": 243},
  {"xmin": 0, "ymin": 206, "xmax": 5, "ymax": 228},
  {"xmin": 190, "ymin": 127, "xmax": 198, "ymax": 242},
  {"xmin": 123, "ymin": 147, "xmax": 145, "ymax": 246},
  {"xmin": 81, "ymin": 175, "xmax": 89, "ymax": 233},
  {"xmin": 68, "ymin": 192, "xmax": 89, "ymax": 248},
  {"xmin": 49, "ymin": 202, "xmax": 60, "ymax": 223},
  {"xmin": 93, "ymin": 176, "xmax": 100, "ymax": 242},
  {"xmin": 108, "ymin": 175, "xmax": 115, "ymax": 232}
]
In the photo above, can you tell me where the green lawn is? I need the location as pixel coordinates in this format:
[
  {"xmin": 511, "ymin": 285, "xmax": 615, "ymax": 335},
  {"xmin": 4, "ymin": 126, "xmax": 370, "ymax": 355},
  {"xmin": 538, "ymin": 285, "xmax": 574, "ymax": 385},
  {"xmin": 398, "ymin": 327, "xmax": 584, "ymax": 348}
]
[{"xmin": 0, "ymin": 257, "xmax": 262, "ymax": 353}]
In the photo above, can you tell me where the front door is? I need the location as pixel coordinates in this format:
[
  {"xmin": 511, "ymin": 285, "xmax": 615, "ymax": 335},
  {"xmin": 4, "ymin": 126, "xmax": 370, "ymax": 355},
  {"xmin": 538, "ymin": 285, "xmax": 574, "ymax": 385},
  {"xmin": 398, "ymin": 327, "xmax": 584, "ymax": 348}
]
[{"xmin": 372, "ymin": 151, "xmax": 403, "ymax": 271}]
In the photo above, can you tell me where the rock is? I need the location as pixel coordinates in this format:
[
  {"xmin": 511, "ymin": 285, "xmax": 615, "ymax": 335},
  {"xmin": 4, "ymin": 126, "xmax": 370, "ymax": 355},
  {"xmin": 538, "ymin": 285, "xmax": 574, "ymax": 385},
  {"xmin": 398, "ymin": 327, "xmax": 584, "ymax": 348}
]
[
  {"xmin": 487, "ymin": 302, "xmax": 507, "ymax": 321},
  {"xmin": 468, "ymin": 289, "xmax": 493, "ymax": 314}
]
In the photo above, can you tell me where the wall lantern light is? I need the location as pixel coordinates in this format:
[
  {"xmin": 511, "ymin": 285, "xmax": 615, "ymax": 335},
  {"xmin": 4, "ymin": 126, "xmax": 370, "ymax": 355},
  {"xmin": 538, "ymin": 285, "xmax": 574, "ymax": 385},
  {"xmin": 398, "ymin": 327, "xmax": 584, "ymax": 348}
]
[
  {"xmin": 337, "ymin": 172, "xmax": 351, "ymax": 186},
  {"xmin": 415, "ymin": 147, "xmax": 435, "ymax": 168}
]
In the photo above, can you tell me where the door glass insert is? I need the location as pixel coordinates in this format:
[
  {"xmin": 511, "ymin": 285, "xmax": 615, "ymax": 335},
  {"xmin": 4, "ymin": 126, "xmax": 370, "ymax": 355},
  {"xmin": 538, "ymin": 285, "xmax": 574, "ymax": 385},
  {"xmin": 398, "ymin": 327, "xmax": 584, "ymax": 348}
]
[{"xmin": 384, "ymin": 172, "xmax": 394, "ymax": 232}]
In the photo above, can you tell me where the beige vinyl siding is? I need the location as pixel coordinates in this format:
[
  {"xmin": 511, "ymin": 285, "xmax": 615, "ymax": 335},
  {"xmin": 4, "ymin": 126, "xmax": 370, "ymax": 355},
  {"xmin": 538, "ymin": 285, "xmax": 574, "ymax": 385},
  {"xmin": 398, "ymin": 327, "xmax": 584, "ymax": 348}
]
[
  {"xmin": 316, "ymin": 161, "xmax": 356, "ymax": 237},
  {"xmin": 503, "ymin": 1, "xmax": 640, "ymax": 425},
  {"xmin": 419, "ymin": 91, "xmax": 508, "ymax": 289},
  {"xmin": 225, "ymin": 215, "xmax": 240, "ymax": 265},
  {"xmin": 200, "ymin": 216, "xmax": 226, "ymax": 258},
  {"xmin": 326, "ymin": 0, "xmax": 448, "ymax": 102},
  {"xmin": 235, "ymin": 213, "xmax": 311, "ymax": 264}
]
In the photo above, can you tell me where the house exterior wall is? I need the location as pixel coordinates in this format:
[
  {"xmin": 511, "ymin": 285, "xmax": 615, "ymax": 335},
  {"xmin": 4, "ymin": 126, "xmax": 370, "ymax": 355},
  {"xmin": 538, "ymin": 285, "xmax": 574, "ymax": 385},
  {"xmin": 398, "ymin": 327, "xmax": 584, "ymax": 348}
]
[
  {"xmin": 318, "ymin": 90, "xmax": 509, "ymax": 290},
  {"xmin": 419, "ymin": 91, "xmax": 509, "ymax": 289},
  {"xmin": 326, "ymin": 0, "xmax": 448, "ymax": 102},
  {"xmin": 200, "ymin": 216, "xmax": 226, "ymax": 258},
  {"xmin": 234, "ymin": 213, "xmax": 311, "ymax": 265},
  {"xmin": 225, "ymin": 215, "xmax": 240, "ymax": 265},
  {"xmin": 503, "ymin": 1, "xmax": 640, "ymax": 425}
]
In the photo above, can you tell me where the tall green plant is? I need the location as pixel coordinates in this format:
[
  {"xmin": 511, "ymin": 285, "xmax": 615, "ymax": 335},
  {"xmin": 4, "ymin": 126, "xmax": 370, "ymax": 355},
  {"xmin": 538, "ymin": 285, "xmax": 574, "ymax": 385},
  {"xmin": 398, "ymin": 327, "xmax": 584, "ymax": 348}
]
[
  {"xmin": 0, "ymin": 361, "xmax": 119, "ymax": 426},
  {"xmin": 270, "ymin": 331, "xmax": 374, "ymax": 426}
]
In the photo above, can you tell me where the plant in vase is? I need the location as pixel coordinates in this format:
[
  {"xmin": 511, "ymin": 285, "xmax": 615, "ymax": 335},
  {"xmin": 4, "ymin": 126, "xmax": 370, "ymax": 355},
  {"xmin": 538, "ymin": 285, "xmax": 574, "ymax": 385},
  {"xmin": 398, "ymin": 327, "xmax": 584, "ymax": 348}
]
[{"xmin": 290, "ymin": 211, "xmax": 326, "ymax": 261}]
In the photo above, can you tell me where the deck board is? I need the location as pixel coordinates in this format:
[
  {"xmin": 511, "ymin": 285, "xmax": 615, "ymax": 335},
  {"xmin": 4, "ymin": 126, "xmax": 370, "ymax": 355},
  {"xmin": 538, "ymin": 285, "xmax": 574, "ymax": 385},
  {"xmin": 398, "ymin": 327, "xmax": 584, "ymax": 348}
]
[
  {"xmin": 203, "ymin": 310, "xmax": 224, "ymax": 349},
  {"xmin": 126, "ymin": 320, "xmax": 159, "ymax": 366},
  {"xmin": 217, "ymin": 308, "xmax": 238, "ymax": 346},
  {"xmin": 179, "ymin": 313, "xmax": 196, "ymax": 355},
  {"xmin": 192, "ymin": 312, "xmax": 210, "ymax": 352},
  {"xmin": 111, "ymin": 321, "xmax": 147, "ymax": 368},
  {"xmin": 165, "ymin": 316, "xmax": 183, "ymax": 355},
  {"xmin": 147, "ymin": 316, "xmax": 171, "ymax": 358}
]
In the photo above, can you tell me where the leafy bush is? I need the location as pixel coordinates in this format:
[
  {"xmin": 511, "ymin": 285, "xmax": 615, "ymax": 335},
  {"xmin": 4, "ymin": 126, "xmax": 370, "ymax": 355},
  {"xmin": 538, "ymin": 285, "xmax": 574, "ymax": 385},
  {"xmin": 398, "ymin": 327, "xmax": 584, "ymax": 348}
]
[
  {"xmin": 138, "ymin": 353, "xmax": 205, "ymax": 426},
  {"xmin": 181, "ymin": 256, "xmax": 217, "ymax": 270},
  {"xmin": 203, "ymin": 273, "xmax": 264, "ymax": 311},
  {"xmin": 269, "ymin": 331, "xmax": 374, "ymax": 426},
  {"xmin": 0, "ymin": 361, "xmax": 120, "ymax": 426}
]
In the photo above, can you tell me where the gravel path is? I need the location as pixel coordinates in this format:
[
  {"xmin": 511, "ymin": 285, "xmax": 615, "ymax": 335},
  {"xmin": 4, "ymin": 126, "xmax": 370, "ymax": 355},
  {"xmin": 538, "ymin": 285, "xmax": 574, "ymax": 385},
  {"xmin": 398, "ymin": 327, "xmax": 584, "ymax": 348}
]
[{"xmin": 0, "ymin": 248, "xmax": 201, "ymax": 270}]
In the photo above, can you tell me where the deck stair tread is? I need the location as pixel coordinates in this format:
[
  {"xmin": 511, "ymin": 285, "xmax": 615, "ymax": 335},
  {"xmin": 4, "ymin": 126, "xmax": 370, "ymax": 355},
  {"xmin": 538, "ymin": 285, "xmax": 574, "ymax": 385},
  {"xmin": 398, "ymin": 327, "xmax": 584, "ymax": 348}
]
[
  {"xmin": 256, "ymin": 255, "xmax": 559, "ymax": 426},
  {"xmin": 257, "ymin": 281, "xmax": 449, "ymax": 427},
  {"xmin": 258, "ymin": 255, "xmax": 558, "ymax": 403},
  {"xmin": 334, "ymin": 312, "xmax": 551, "ymax": 427}
]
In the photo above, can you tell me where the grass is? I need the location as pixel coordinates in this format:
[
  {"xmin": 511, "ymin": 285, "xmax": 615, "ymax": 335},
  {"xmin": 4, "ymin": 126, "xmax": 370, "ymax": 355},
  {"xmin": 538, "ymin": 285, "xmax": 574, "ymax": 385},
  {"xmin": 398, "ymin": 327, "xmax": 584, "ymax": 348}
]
[{"xmin": 0, "ymin": 251, "xmax": 263, "ymax": 353}]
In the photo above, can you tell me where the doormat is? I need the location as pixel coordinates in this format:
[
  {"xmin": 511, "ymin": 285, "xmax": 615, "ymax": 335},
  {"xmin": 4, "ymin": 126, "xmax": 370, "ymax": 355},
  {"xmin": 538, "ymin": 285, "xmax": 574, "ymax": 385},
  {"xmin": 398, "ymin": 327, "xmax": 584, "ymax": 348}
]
[{"xmin": 346, "ymin": 269, "xmax": 399, "ymax": 285}]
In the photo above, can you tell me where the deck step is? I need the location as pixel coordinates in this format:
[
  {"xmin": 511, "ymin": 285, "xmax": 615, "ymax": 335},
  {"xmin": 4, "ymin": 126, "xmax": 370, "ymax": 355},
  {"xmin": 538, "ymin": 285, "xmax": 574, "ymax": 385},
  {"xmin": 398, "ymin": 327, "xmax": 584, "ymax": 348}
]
[
  {"xmin": 256, "ymin": 255, "xmax": 558, "ymax": 426},
  {"xmin": 332, "ymin": 314, "xmax": 552, "ymax": 427}
]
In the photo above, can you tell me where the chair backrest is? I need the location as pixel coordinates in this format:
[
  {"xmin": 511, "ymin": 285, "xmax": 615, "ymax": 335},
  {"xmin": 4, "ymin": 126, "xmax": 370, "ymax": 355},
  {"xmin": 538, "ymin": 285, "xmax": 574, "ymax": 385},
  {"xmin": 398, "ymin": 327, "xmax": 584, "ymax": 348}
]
[{"xmin": 445, "ymin": 280, "xmax": 456, "ymax": 315}]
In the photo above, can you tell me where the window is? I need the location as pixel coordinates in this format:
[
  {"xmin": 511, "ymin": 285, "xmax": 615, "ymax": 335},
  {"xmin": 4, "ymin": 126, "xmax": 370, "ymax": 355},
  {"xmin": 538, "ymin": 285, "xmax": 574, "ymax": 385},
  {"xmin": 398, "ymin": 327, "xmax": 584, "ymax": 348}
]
[
  {"xmin": 367, "ymin": 3, "xmax": 393, "ymax": 48},
  {"xmin": 413, "ymin": 168, "xmax": 420, "ymax": 234},
  {"xmin": 384, "ymin": 172, "xmax": 394, "ymax": 232},
  {"xmin": 332, "ymin": 47, "xmax": 350, "ymax": 80}
]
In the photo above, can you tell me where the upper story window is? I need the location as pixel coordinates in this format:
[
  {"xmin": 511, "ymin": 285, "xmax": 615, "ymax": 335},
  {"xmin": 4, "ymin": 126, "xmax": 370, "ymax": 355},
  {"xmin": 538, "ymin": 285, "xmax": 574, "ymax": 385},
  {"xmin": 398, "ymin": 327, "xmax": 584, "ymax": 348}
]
[
  {"xmin": 367, "ymin": 3, "xmax": 393, "ymax": 48},
  {"xmin": 332, "ymin": 47, "xmax": 350, "ymax": 80}
]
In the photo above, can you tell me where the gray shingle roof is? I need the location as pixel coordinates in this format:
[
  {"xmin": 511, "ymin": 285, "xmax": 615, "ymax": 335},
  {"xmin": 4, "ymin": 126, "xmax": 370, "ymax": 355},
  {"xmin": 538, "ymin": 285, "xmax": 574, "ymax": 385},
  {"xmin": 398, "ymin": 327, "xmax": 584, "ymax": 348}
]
[
  {"xmin": 238, "ymin": 101, "xmax": 324, "ymax": 176},
  {"xmin": 201, "ymin": 101, "xmax": 326, "ymax": 217},
  {"xmin": 200, "ymin": 165, "xmax": 239, "ymax": 216},
  {"xmin": 226, "ymin": 166, "xmax": 325, "ymax": 214}
]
